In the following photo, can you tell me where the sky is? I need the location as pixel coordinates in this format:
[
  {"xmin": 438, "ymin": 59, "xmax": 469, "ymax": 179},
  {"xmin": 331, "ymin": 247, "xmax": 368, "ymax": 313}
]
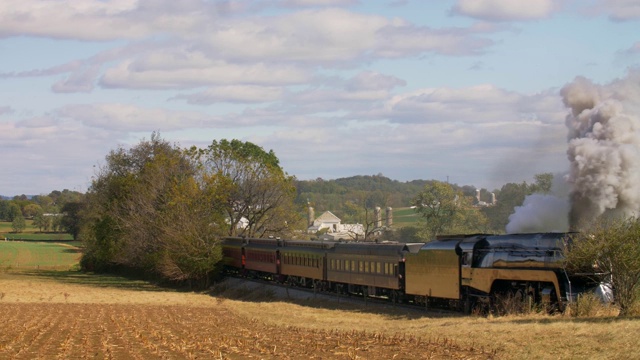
[{"xmin": 1, "ymin": 0, "xmax": 639, "ymax": 196}]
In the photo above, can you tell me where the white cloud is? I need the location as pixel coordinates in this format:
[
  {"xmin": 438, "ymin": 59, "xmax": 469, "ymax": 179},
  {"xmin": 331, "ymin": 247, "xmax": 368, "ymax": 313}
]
[
  {"xmin": 0, "ymin": 0, "xmax": 214, "ymax": 40},
  {"xmin": 203, "ymin": 8, "xmax": 492, "ymax": 62},
  {"xmin": 378, "ymin": 86, "xmax": 522, "ymax": 124},
  {"xmin": 54, "ymin": 103, "xmax": 227, "ymax": 132},
  {"xmin": 100, "ymin": 58, "xmax": 311, "ymax": 89},
  {"xmin": 0, "ymin": 117, "xmax": 118, "ymax": 194},
  {"xmin": 173, "ymin": 85, "xmax": 285, "ymax": 104},
  {"xmin": 594, "ymin": 0, "xmax": 640, "ymax": 21},
  {"xmin": 278, "ymin": 0, "xmax": 358, "ymax": 7},
  {"xmin": 0, "ymin": 106, "xmax": 13, "ymax": 115},
  {"xmin": 2, "ymin": 4, "xmax": 494, "ymax": 93},
  {"xmin": 451, "ymin": 0, "xmax": 557, "ymax": 21}
]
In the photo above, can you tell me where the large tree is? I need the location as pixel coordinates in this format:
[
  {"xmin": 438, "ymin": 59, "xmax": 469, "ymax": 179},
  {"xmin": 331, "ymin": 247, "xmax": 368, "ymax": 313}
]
[
  {"xmin": 60, "ymin": 202, "xmax": 84, "ymax": 239},
  {"xmin": 413, "ymin": 181, "xmax": 487, "ymax": 239},
  {"xmin": 195, "ymin": 139, "xmax": 302, "ymax": 238},
  {"xmin": 80, "ymin": 133, "xmax": 227, "ymax": 286},
  {"xmin": 11, "ymin": 213, "xmax": 26, "ymax": 233}
]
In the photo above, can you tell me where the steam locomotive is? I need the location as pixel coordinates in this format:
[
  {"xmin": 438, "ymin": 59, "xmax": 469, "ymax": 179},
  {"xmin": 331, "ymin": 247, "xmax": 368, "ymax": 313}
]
[{"xmin": 222, "ymin": 232, "xmax": 603, "ymax": 313}]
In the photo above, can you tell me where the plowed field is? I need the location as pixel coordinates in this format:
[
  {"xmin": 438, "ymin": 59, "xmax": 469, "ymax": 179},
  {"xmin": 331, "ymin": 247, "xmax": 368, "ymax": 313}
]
[{"xmin": 0, "ymin": 272, "xmax": 493, "ymax": 359}]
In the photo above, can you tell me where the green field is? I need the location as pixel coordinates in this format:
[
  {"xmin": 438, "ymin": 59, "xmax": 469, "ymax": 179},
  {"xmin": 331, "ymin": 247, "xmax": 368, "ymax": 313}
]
[
  {"xmin": 0, "ymin": 221, "xmax": 73, "ymax": 241},
  {"xmin": 392, "ymin": 207, "xmax": 420, "ymax": 226},
  {"xmin": 0, "ymin": 241, "xmax": 81, "ymax": 270}
]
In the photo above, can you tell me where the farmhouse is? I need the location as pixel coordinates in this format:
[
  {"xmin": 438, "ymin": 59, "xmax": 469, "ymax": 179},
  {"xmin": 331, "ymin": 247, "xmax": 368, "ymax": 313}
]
[{"xmin": 307, "ymin": 210, "xmax": 365, "ymax": 241}]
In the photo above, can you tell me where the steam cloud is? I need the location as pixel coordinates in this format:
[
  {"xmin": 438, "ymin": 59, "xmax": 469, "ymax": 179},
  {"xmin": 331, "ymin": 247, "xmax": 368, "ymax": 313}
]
[
  {"xmin": 506, "ymin": 71, "xmax": 640, "ymax": 233},
  {"xmin": 564, "ymin": 72, "xmax": 640, "ymax": 229}
]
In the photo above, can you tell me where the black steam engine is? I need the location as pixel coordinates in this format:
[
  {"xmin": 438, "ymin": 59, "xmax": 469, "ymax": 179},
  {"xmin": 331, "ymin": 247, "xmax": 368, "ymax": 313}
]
[{"xmin": 222, "ymin": 232, "xmax": 600, "ymax": 312}]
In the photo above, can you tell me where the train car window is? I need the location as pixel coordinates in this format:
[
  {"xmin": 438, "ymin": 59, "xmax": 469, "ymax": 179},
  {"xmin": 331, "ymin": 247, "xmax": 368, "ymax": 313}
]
[
  {"xmin": 393, "ymin": 264, "xmax": 398, "ymax": 276},
  {"xmin": 351, "ymin": 260, "xmax": 356, "ymax": 272},
  {"xmin": 376, "ymin": 262, "xmax": 382, "ymax": 274},
  {"xmin": 364, "ymin": 261, "xmax": 370, "ymax": 273}
]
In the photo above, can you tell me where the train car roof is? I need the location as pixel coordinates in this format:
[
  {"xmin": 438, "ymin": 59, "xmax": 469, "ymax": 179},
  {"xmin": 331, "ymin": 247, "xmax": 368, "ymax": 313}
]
[
  {"xmin": 281, "ymin": 239, "xmax": 337, "ymax": 249},
  {"xmin": 332, "ymin": 242, "xmax": 413, "ymax": 256},
  {"xmin": 482, "ymin": 232, "xmax": 573, "ymax": 250}
]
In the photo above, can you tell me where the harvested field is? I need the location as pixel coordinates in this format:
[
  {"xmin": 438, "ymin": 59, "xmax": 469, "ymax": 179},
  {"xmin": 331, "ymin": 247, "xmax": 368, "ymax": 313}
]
[
  {"xmin": 0, "ymin": 272, "xmax": 492, "ymax": 359},
  {"xmin": 0, "ymin": 271, "xmax": 638, "ymax": 359}
]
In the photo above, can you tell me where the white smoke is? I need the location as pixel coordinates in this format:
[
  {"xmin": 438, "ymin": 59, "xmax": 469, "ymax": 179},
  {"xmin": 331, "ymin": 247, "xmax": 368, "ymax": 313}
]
[
  {"xmin": 505, "ymin": 70, "xmax": 640, "ymax": 233},
  {"xmin": 506, "ymin": 194, "xmax": 569, "ymax": 233},
  {"xmin": 563, "ymin": 71, "xmax": 640, "ymax": 228},
  {"xmin": 506, "ymin": 175, "xmax": 570, "ymax": 233}
]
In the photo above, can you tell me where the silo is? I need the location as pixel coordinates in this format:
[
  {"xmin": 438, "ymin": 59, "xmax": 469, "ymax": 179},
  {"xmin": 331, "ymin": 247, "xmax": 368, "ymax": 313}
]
[
  {"xmin": 375, "ymin": 206, "xmax": 382, "ymax": 228},
  {"xmin": 385, "ymin": 207, "xmax": 393, "ymax": 227},
  {"xmin": 308, "ymin": 206, "xmax": 315, "ymax": 227}
]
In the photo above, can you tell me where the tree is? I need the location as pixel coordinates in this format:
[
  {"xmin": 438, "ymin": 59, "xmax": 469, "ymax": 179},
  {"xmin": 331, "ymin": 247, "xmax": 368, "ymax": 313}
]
[
  {"xmin": 413, "ymin": 181, "xmax": 488, "ymax": 239},
  {"xmin": 11, "ymin": 213, "xmax": 26, "ymax": 233},
  {"xmin": 7, "ymin": 202, "xmax": 21, "ymax": 222},
  {"xmin": 565, "ymin": 217, "xmax": 640, "ymax": 316},
  {"xmin": 32, "ymin": 211, "xmax": 51, "ymax": 232},
  {"xmin": 0, "ymin": 200, "xmax": 9, "ymax": 221},
  {"xmin": 60, "ymin": 202, "xmax": 83, "ymax": 239},
  {"xmin": 481, "ymin": 182, "xmax": 530, "ymax": 233},
  {"xmin": 79, "ymin": 133, "xmax": 227, "ymax": 286},
  {"xmin": 532, "ymin": 173, "xmax": 553, "ymax": 193},
  {"xmin": 196, "ymin": 139, "xmax": 301, "ymax": 238},
  {"xmin": 23, "ymin": 204, "xmax": 42, "ymax": 219}
]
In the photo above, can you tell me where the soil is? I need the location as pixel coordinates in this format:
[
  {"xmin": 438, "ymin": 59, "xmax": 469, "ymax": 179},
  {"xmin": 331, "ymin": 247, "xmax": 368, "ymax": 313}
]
[{"xmin": 0, "ymin": 273, "xmax": 494, "ymax": 359}]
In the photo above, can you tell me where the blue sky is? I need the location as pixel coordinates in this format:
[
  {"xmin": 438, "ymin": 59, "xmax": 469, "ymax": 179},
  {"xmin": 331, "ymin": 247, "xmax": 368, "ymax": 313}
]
[{"xmin": 1, "ymin": 0, "xmax": 639, "ymax": 196}]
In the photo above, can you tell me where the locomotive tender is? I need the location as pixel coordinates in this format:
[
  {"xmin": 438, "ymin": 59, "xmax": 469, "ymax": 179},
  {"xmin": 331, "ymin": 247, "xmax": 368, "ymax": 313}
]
[{"xmin": 222, "ymin": 232, "xmax": 598, "ymax": 312}]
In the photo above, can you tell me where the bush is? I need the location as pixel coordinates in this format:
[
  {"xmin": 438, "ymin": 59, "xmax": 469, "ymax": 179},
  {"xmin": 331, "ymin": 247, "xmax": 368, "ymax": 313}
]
[{"xmin": 566, "ymin": 293, "xmax": 618, "ymax": 317}]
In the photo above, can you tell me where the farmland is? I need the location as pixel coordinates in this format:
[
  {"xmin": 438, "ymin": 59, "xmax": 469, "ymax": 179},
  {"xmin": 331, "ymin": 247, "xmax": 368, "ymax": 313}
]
[
  {"xmin": 0, "ymin": 220, "xmax": 74, "ymax": 241},
  {"xmin": 0, "ymin": 242, "xmax": 639, "ymax": 359},
  {"xmin": 0, "ymin": 241, "xmax": 80, "ymax": 270}
]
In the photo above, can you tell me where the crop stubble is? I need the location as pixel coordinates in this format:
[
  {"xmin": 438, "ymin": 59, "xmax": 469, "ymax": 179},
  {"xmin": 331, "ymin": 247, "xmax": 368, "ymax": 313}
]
[{"xmin": 0, "ymin": 300, "xmax": 491, "ymax": 359}]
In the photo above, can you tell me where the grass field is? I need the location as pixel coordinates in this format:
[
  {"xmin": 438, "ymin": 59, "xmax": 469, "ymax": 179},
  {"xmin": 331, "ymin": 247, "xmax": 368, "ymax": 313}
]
[
  {"xmin": 0, "ymin": 242, "xmax": 638, "ymax": 359},
  {"xmin": 0, "ymin": 220, "xmax": 73, "ymax": 241},
  {"xmin": 0, "ymin": 241, "xmax": 80, "ymax": 270},
  {"xmin": 392, "ymin": 207, "xmax": 420, "ymax": 226}
]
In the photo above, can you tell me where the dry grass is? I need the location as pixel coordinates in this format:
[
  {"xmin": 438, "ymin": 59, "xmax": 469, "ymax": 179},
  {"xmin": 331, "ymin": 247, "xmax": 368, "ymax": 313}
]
[{"xmin": 1, "ymin": 271, "xmax": 639, "ymax": 359}]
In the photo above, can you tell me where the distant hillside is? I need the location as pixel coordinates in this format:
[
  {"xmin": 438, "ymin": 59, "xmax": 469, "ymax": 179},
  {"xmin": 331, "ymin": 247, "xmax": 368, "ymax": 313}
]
[{"xmin": 294, "ymin": 175, "xmax": 480, "ymax": 225}]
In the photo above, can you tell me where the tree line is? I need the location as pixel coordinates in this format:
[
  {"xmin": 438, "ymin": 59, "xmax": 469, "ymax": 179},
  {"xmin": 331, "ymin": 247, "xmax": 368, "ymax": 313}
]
[{"xmin": 0, "ymin": 189, "xmax": 83, "ymax": 234}]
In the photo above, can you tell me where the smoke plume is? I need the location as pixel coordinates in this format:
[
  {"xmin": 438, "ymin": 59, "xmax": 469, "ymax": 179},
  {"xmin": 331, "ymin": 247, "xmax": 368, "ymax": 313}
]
[
  {"xmin": 506, "ymin": 71, "xmax": 640, "ymax": 233},
  {"xmin": 506, "ymin": 174, "xmax": 570, "ymax": 233},
  {"xmin": 563, "ymin": 72, "xmax": 640, "ymax": 229}
]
